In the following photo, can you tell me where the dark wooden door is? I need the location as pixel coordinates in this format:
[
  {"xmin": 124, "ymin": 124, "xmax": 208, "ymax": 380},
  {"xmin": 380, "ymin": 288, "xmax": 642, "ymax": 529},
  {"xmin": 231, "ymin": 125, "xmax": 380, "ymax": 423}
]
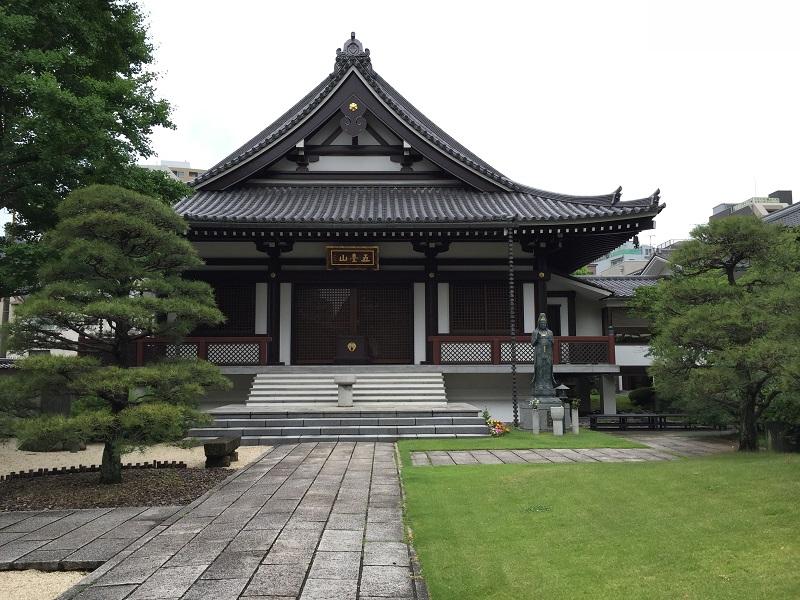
[{"xmin": 292, "ymin": 284, "xmax": 413, "ymax": 364}]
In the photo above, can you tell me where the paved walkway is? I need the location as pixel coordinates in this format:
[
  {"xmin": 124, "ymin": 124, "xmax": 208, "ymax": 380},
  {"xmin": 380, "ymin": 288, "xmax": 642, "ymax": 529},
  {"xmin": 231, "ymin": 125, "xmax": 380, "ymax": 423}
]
[
  {"xmin": 410, "ymin": 447, "xmax": 678, "ymax": 466},
  {"xmin": 614, "ymin": 432, "xmax": 737, "ymax": 457},
  {"xmin": 410, "ymin": 433, "xmax": 735, "ymax": 466},
  {"xmin": 0, "ymin": 506, "xmax": 182, "ymax": 571},
  {"xmin": 59, "ymin": 442, "xmax": 424, "ymax": 600}
]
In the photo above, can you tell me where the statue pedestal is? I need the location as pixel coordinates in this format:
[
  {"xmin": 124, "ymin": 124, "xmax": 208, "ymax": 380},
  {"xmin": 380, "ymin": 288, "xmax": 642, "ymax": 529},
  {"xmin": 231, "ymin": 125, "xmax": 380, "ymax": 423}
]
[
  {"xmin": 551, "ymin": 405, "xmax": 565, "ymax": 436},
  {"xmin": 521, "ymin": 397, "xmax": 562, "ymax": 433}
]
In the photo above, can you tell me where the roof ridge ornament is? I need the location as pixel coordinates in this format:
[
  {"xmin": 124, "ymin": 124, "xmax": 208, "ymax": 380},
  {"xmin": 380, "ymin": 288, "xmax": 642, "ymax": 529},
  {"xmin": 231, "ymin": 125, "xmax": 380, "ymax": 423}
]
[{"xmin": 335, "ymin": 32, "xmax": 373, "ymax": 79}]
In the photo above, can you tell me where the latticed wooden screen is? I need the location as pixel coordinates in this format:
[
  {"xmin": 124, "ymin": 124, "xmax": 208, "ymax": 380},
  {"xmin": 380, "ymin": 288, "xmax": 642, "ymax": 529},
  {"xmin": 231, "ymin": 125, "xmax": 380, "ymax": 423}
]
[
  {"xmin": 450, "ymin": 282, "xmax": 523, "ymax": 335},
  {"xmin": 558, "ymin": 340, "xmax": 610, "ymax": 364},
  {"xmin": 440, "ymin": 341, "xmax": 493, "ymax": 364},
  {"xmin": 207, "ymin": 342, "xmax": 261, "ymax": 365},
  {"xmin": 292, "ymin": 285, "xmax": 413, "ymax": 364},
  {"xmin": 193, "ymin": 283, "xmax": 256, "ymax": 336},
  {"xmin": 500, "ymin": 341, "xmax": 534, "ymax": 363},
  {"xmin": 143, "ymin": 342, "xmax": 198, "ymax": 363}
]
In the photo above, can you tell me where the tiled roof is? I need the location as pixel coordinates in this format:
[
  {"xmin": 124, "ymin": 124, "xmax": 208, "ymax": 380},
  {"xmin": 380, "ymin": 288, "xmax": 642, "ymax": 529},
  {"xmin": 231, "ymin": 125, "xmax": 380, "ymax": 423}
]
[
  {"xmin": 191, "ymin": 59, "xmax": 520, "ymax": 191},
  {"xmin": 578, "ymin": 276, "xmax": 661, "ymax": 297},
  {"xmin": 175, "ymin": 185, "xmax": 661, "ymax": 225},
  {"xmin": 763, "ymin": 203, "xmax": 800, "ymax": 227},
  {"xmin": 191, "ymin": 35, "xmax": 658, "ymax": 207}
]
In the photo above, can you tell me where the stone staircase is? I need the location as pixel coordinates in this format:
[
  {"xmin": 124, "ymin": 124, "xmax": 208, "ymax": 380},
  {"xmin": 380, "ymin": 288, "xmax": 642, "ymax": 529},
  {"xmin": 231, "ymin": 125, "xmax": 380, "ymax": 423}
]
[
  {"xmin": 246, "ymin": 372, "xmax": 448, "ymax": 405},
  {"xmin": 187, "ymin": 370, "xmax": 489, "ymax": 445}
]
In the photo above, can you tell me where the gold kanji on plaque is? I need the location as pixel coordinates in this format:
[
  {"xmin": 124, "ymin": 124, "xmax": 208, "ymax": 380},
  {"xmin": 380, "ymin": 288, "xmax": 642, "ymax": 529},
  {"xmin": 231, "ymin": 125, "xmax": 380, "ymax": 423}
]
[{"xmin": 326, "ymin": 246, "xmax": 379, "ymax": 270}]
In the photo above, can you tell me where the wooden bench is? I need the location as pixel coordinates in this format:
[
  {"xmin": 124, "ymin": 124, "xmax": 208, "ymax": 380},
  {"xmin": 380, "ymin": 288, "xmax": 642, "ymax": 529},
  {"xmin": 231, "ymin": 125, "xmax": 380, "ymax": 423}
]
[
  {"xmin": 590, "ymin": 413, "xmax": 691, "ymax": 431},
  {"xmin": 204, "ymin": 435, "xmax": 241, "ymax": 468}
]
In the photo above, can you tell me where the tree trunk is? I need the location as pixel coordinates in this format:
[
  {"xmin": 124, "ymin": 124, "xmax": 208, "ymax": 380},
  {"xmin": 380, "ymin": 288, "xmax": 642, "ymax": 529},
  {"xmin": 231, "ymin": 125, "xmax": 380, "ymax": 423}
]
[
  {"xmin": 101, "ymin": 409, "xmax": 124, "ymax": 484},
  {"xmin": 738, "ymin": 397, "xmax": 759, "ymax": 451}
]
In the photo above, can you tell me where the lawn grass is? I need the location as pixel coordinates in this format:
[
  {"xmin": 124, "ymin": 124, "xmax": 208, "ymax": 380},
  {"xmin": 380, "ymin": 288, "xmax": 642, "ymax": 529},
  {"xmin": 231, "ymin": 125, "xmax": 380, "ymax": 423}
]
[
  {"xmin": 397, "ymin": 428, "xmax": 646, "ymax": 466},
  {"xmin": 401, "ymin": 453, "xmax": 800, "ymax": 599}
]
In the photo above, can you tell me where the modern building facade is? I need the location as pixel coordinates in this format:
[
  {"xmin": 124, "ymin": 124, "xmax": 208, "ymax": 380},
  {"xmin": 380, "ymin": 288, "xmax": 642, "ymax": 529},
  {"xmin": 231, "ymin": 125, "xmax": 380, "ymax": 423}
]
[
  {"xmin": 710, "ymin": 190, "xmax": 792, "ymax": 221},
  {"xmin": 593, "ymin": 241, "xmax": 655, "ymax": 276},
  {"xmin": 132, "ymin": 33, "xmax": 664, "ymax": 438},
  {"xmin": 140, "ymin": 160, "xmax": 207, "ymax": 183}
]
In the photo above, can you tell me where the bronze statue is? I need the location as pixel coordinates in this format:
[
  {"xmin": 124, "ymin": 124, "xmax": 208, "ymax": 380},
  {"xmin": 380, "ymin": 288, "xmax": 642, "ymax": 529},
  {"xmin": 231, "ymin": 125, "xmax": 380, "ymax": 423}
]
[{"xmin": 532, "ymin": 312, "xmax": 557, "ymax": 398}]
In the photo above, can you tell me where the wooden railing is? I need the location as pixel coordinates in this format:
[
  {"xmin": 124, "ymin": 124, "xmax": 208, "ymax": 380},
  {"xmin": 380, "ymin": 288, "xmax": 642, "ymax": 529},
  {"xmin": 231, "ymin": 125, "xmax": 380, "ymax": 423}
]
[
  {"xmin": 135, "ymin": 336, "xmax": 271, "ymax": 367},
  {"xmin": 428, "ymin": 335, "xmax": 615, "ymax": 366}
]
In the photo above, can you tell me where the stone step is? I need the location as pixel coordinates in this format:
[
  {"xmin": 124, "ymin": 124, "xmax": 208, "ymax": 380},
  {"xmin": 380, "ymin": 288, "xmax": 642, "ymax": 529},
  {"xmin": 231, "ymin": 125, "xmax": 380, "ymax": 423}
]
[
  {"xmin": 247, "ymin": 371, "xmax": 448, "ymax": 406},
  {"xmin": 229, "ymin": 433, "xmax": 489, "ymax": 445},
  {"xmin": 245, "ymin": 396, "xmax": 448, "ymax": 403},
  {"xmin": 188, "ymin": 424, "xmax": 490, "ymax": 437},
  {"xmin": 210, "ymin": 416, "xmax": 486, "ymax": 428},
  {"xmin": 250, "ymin": 383, "xmax": 445, "ymax": 390},
  {"xmin": 211, "ymin": 409, "xmax": 481, "ymax": 419}
]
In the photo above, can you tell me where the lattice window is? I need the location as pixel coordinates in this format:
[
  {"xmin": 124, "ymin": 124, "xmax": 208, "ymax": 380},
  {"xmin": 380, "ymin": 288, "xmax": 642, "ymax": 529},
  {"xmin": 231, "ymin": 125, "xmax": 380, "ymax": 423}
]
[
  {"xmin": 500, "ymin": 341, "xmax": 534, "ymax": 363},
  {"xmin": 440, "ymin": 342, "xmax": 492, "ymax": 364},
  {"xmin": 207, "ymin": 342, "xmax": 260, "ymax": 365},
  {"xmin": 558, "ymin": 341, "xmax": 609, "ymax": 364},
  {"xmin": 193, "ymin": 282, "xmax": 256, "ymax": 336},
  {"xmin": 450, "ymin": 282, "xmax": 523, "ymax": 335},
  {"xmin": 292, "ymin": 285, "xmax": 413, "ymax": 364}
]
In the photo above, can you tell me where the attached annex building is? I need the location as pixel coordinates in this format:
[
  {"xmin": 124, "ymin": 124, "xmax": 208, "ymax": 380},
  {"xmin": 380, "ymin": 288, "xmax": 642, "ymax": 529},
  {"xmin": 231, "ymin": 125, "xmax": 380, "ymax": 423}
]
[{"xmin": 142, "ymin": 34, "xmax": 664, "ymax": 442}]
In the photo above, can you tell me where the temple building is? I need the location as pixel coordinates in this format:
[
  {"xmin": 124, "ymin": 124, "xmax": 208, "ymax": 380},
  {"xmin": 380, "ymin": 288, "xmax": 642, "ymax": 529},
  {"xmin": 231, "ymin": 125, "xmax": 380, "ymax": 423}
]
[{"xmin": 141, "ymin": 34, "xmax": 664, "ymax": 442}]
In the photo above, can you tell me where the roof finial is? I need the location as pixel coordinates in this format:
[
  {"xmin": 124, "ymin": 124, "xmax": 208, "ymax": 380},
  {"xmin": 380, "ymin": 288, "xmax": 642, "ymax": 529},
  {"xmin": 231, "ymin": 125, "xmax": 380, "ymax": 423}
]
[
  {"xmin": 342, "ymin": 32, "xmax": 364, "ymax": 56},
  {"xmin": 334, "ymin": 32, "xmax": 372, "ymax": 78}
]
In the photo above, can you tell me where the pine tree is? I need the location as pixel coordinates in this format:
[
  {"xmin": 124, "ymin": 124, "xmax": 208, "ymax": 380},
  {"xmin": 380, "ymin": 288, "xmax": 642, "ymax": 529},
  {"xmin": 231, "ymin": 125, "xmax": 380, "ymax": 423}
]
[
  {"xmin": 633, "ymin": 217, "xmax": 800, "ymax": 450},
  {"xmin": 9, "ymin": 185, "xmax": 230, "ymax": 482}
]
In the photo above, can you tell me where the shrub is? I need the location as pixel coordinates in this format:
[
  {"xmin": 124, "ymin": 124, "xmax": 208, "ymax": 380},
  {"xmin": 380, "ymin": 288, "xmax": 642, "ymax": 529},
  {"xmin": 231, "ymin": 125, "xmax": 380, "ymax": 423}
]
[
  {"xmin": 628, "ymin": 386, "xmax": 657, "ymax": 410},
  {"xmin": 16, "ymin": 415, "xmax": 85, "ymax": 452},
  {"xmin": 118, "ymin": 403, "xmax": 210, "ymax": 447}
]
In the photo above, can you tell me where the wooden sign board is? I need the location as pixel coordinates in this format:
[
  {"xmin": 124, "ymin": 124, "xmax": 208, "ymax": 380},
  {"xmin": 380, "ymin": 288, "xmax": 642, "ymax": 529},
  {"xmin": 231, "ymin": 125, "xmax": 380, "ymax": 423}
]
[{"xmin": 326, "ymin": 246, "xmax": 379, "ymax": 270}]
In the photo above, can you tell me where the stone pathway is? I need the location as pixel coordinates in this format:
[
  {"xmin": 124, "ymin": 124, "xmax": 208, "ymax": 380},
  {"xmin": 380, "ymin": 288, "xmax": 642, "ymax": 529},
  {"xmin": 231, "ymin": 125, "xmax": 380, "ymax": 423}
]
[
  {"xmin": 0, "ymin": 506, "xmax": 182, "ymax": 571},
  {"xmin": 410, "ymin": 447, "xmax": 678, "ymax": 466},
  {"xmin": 410, "ymin": 433, "xmax": 735, "ymax": 466},
  {"xmin": 58, "ymin": 442, "xmax": 424, "ymax": 600},
  {"xmin": 614, "ymin": 433, "xmax": 737, "ymax": 457}
]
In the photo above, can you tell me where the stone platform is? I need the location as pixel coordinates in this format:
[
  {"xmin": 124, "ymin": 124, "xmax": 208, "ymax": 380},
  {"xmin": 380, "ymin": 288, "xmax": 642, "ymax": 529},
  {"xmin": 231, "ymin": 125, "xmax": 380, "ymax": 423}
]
[{"xmin": 189, "ymin": 402, "xmax": 490, "ymax": 445}]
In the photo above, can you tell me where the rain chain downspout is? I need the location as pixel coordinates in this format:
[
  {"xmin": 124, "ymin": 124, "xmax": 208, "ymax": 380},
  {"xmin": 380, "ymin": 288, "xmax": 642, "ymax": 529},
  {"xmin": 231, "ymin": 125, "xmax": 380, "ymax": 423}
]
[{"xmin": 507, "ymin": 220, "xmax": 519, "ymax": 427}]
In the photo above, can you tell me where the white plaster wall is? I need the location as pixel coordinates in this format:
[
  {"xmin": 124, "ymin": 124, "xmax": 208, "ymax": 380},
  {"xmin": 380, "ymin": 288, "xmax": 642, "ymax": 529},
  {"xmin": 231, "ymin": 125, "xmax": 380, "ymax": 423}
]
[
  {"xmin": 575, "ymin": 295, "xmax": 602, "ymax": 336},
  {"xmin": 311, "ymin": 156, "xmax": 402, "ymax": 171},
  {"xmin": 437, "ymin": 283, "xmax": 449, "ymax": 334},
  {"xmin": 615, "ymin": 344, "xmax": 652, "ymax": 366},
  {"xmin": 413, "ymin": 283, "xmax": 426, "ymax": 364},
  {"xmin": 523, "ymin": 283, "xmax": 535, "ymax": 333},
  {"xmin": 279, "ymin": 283, "xmax": 292, "ymax": 365},
  {"xmin": 445, "ymin": 373, "xmax": 532, "ymax": 423},
  {"xmin": 255, "ymin": 282, "xmax": 268, "ymax": 335}
]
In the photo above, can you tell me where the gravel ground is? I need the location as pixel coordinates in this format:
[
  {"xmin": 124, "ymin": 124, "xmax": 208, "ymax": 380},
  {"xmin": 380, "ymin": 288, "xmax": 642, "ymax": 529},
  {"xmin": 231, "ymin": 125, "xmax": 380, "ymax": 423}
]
[
  {"xmin": 0, "ymin": 466, "xmax": 235, "ymax": 510},
  {"xmin": 0, "ymin": 439, "xmax": 267, "ymax": 476},
  {"xmin": 0, "ymin": 570, "xmax": 85, "ymax": 600}
]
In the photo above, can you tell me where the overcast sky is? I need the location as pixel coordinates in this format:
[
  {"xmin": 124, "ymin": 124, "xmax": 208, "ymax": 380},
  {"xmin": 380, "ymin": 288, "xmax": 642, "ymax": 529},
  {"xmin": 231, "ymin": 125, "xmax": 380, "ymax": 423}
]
[{"xmin": 5, "ymin": 1, "xmax": 799, "ymax": 243}]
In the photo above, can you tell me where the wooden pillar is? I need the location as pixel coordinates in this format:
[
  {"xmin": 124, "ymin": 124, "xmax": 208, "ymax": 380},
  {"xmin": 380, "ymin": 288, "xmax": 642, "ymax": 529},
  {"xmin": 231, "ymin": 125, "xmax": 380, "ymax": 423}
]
[
  {"xmin": 412, "ymin": 240, "xmax": 450, "ymax": 364},
  {"xmin": 257, "ymin": 240, "xmax": 293, "ymax": 365},
  {"xmin": 425, "ymin": 261, "xmax": 438, "ymax": 364},
  {"xmin": 535, "ymin": 254, "xmax": 549, "ymax": 318},
  {"xmin": 267, "ymin": 275, "xmax": 281, "ymax": 363}
]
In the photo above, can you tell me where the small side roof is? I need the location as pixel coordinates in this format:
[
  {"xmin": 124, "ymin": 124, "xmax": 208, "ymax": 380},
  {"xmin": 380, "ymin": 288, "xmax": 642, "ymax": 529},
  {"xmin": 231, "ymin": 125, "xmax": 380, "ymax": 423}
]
[
  {"xmin": 577, "ymin": 276, "xmax": 661, "ymax": 297},
  {"xmin": 763, "ymin": 202, "xmax": 800, "ymax": 227}
]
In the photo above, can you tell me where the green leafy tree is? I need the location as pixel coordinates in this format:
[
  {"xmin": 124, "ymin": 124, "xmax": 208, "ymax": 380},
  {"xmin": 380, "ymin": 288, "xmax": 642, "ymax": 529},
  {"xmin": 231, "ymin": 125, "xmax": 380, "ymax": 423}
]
[
  {"xmin": 0, "ymin": 1, "xmax": 191, "ymax": 294},
  {"xmin": 8, "ymin": 185, "xmax": 229, "ymax": 482},
  {"xmin": 633, "ymin": 217, "xmax": 800, "ymax": 450}
]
